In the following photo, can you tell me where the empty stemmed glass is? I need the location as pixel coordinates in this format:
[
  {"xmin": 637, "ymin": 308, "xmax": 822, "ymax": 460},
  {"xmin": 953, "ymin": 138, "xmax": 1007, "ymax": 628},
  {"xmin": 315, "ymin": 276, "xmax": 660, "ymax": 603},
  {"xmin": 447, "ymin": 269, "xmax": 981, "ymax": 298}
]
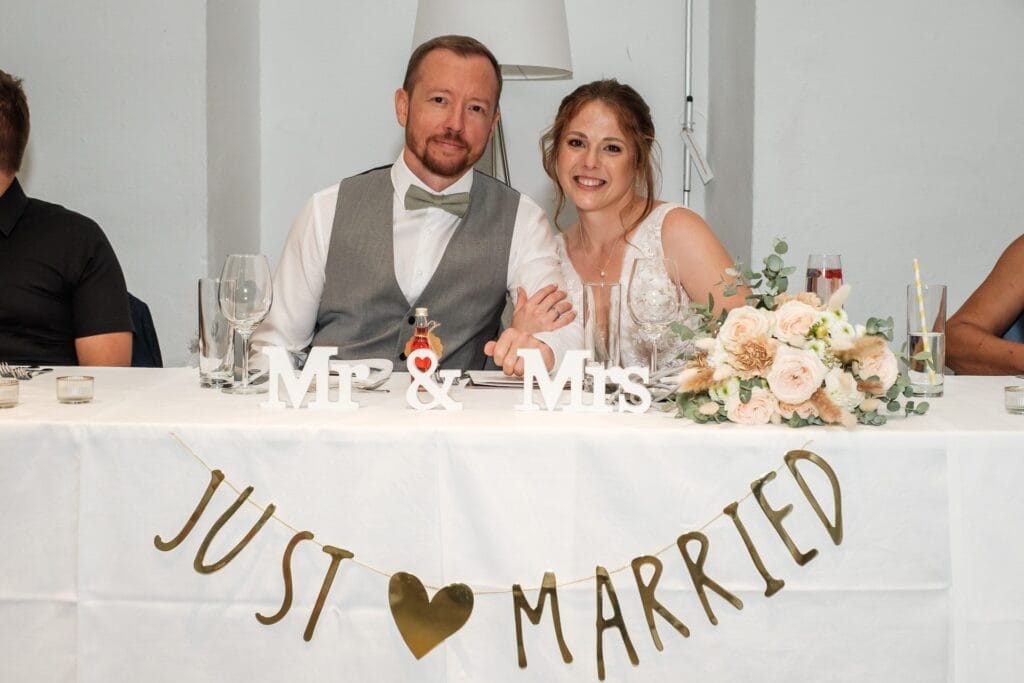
[
  {"xmin": 218, "ymin": 254, "xmax": 273, "ymax": 394},
  {"xmin": 627, "ymin": 257, "xmax": 682, "ymax": 375}
]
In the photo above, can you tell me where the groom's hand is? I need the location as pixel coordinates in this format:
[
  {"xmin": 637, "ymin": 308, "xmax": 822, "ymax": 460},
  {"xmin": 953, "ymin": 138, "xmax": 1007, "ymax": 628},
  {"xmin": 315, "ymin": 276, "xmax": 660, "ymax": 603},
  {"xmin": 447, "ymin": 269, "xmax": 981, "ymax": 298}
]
[{"xmin": 484, "ymin": 329, "xmax": 555, "ymax": 377}]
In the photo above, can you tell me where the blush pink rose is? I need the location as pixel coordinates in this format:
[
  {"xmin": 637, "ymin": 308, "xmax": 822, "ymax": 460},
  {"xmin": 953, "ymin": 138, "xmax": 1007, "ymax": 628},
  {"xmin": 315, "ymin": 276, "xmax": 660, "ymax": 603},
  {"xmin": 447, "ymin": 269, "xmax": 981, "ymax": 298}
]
[
  {"xmin": 857, "ymin": 344, "xmax": 899, "ymax": 392},
  {"xmin": 773, "ymin": 300, "xmax": 819, "ymax": 345},
  {"xmin": 766, "ymin": 345, "xmax": 827, "ymax": 404},
  {"xmin": 778, "ymin": 400, "xmax": 818, "ymax": 419},
  {"xmin": 725, "ymin": 388, "xmax": 777, "ymax": 425},
  {"xmin": 719, "ymin": 306, "xmax": 773, "ymax": 354}
]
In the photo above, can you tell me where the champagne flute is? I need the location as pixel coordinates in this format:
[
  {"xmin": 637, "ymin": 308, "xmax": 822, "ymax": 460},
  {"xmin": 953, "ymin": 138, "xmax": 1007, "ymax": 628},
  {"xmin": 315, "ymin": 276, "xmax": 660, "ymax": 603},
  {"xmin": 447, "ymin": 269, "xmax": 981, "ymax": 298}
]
[
  {"xmin": 627, "ymin": 257, "xmax": 681, "ymax": 375},
  {"xmin": 806, "ymin": 254, "xmax": 843, "ymax": 304},
  {"xmin": 218, "ymin": 254, "xmax": 273, "ymax": 394}
]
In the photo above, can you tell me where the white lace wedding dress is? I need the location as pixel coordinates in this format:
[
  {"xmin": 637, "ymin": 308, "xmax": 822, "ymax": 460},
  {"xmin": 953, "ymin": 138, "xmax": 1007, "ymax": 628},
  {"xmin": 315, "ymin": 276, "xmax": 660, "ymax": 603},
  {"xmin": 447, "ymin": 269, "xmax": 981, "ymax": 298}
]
[{"xmin": 555, "ymin": 203, "xmax": 692, "ymax": 370}]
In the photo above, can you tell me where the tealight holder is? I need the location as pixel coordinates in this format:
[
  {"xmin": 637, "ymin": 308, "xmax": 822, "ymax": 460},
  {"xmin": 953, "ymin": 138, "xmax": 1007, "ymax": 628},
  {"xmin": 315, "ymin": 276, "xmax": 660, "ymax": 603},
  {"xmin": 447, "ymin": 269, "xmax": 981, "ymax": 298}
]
[
  {"xmin": 1005, "ymin": 386, "xmax": 1024, "ymax": 415},
  {"xmin": 0, "ymin": 378, "xmax": 18, "ymax": 408},
  {"xmin": 57, "ymin": 375, "xmax": 94, "ymax": 404}
]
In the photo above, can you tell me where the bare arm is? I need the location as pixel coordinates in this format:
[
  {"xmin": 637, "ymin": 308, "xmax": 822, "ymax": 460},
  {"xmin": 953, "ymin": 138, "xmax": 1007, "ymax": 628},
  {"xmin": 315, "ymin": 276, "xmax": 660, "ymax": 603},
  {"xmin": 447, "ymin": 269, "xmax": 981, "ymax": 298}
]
[
  {"xmin": 659, "ymin": 207, "xmax": 750, "ymax": 313},
  {"xmin": 75, "ymin": 331, "xmax": 132, "ymax": 366},
  {"xmin": 946, "ymin": 234, "xmax": 1024, "ymax": 375}
]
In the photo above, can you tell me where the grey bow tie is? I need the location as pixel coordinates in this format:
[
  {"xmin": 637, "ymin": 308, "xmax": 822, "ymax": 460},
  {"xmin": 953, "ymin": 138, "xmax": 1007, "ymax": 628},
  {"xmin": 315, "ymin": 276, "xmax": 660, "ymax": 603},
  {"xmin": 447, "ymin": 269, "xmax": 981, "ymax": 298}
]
[{"xmin": 404, "ymin": 185, "xmax": 470, "ymax": 218}]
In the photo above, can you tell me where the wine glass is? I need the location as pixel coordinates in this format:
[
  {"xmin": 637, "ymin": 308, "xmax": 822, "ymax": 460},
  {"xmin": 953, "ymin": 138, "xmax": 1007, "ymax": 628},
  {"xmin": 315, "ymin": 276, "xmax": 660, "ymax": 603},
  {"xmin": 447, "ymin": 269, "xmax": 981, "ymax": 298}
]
[
  {"xmin": 627, "ymin": 257, "xmax": 681, "ymax": 375},
  {"xmin": 806, "ymin": 254, "xmax": 843, "ymax": 304},
  {"xmin": 218, "ymin": 254, "xmax": 273, "ymax": 394}
]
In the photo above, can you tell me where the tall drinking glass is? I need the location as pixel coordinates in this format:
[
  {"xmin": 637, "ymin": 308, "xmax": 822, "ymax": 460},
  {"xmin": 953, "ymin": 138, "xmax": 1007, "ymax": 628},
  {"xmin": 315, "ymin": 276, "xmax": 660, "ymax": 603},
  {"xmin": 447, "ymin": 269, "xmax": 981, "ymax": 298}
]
[
  {"xmin": 806, "ymin": 254, "xmax": 843, "ymax": 304},
  {"xmin": 583, "ymin": 282, "xmax": 621, "ymax": 368},
  {"xmin": 627, "ymin": 258, "xmax": 681, "ymax": 375},
  {"xmin": 198, "ymin": 277, "xmax": 234, "ymax": 388},
  {"xmin": 219, "ymin": 254, "xmax": 273, "ymax": 395},
  {"xmin": 906, "ymin": 283, "xmax": 946, "ymax": 398}
]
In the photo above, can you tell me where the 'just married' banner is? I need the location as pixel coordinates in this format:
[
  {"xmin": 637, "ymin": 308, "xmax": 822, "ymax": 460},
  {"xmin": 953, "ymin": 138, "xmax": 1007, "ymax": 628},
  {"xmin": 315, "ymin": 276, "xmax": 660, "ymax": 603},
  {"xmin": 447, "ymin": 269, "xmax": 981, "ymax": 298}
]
[{"xmin": 155, "ymin": 437, "xmax": 842, "ymax": 680}]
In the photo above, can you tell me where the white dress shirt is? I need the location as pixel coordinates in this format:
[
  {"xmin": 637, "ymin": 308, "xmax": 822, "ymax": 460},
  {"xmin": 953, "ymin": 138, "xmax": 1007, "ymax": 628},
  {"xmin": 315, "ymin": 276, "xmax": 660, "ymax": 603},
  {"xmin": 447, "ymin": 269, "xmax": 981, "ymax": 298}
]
[{"xmin": 252, "ymin": 154, "xmax": 582, "ymax": 367}]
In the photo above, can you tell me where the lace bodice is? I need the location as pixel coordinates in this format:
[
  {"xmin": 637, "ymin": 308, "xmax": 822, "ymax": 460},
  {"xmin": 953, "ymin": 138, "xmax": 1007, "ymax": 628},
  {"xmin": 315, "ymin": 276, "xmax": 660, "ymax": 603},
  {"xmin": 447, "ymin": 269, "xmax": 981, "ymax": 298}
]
[{"xmin": 555, "ymin": 203, "xmax": 692, "ymax": 370}]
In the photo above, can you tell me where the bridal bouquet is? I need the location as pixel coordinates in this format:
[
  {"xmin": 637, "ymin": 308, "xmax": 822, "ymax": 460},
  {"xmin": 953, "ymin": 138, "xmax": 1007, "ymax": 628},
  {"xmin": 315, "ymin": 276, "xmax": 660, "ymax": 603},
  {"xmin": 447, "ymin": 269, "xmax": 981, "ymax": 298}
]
[{"xmin": 672, "ymin": 240, "xmax": 928, "ymax": 427}]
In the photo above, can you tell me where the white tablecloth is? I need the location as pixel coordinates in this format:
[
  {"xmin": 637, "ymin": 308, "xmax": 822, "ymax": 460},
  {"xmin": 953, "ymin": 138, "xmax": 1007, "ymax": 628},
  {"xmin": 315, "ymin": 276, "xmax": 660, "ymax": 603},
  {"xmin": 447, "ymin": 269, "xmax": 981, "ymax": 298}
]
[{"xmin": 1, "ymin": 368, "xmax": 1022, "ymax": 682}]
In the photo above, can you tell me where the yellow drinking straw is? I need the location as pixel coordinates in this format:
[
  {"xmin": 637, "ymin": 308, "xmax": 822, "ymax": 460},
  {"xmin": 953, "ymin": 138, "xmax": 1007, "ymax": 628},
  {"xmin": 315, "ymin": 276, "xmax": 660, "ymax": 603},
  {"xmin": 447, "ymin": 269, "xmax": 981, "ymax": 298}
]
[{"xmin": 912, "ymin": 259, "xmax": 937, "ymax": 384}]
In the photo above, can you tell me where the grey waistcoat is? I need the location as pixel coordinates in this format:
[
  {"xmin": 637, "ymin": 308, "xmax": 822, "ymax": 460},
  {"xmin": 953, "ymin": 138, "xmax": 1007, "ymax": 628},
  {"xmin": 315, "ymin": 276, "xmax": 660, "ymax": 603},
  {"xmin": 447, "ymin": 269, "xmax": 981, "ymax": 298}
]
[{"xmin": 311, "ymin": 166, "xmax": 519, "ymax": 370}]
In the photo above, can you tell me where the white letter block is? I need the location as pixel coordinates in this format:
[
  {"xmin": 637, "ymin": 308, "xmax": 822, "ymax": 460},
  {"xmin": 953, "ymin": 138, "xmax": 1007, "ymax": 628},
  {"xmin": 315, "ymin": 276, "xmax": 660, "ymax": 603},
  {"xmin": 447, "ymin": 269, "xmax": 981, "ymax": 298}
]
[{"xmin": 516, "ymin": 349, "xmax": 589, "ymax": 412}]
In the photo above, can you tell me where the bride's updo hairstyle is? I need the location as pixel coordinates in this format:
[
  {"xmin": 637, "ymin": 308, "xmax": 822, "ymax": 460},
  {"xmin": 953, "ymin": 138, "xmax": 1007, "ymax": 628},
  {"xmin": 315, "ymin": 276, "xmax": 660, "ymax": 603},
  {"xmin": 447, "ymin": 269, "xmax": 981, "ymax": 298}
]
[{"xmin": 540, "ymin": 79, "xmax": 659, "ymax": 231}]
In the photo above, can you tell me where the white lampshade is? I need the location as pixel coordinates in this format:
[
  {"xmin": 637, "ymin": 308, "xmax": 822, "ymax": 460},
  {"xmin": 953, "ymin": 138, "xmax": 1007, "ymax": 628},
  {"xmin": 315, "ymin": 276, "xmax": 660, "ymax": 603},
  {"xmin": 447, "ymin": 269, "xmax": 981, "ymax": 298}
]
[{"xmin": 412, "ymin": 0, "xmax": 572, "ymax": 80}]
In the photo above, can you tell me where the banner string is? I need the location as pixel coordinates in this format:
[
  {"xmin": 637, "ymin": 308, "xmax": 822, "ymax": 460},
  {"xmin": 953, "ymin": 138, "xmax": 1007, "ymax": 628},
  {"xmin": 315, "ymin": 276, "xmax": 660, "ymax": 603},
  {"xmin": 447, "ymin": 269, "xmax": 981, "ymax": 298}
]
[{"xmin": 170, "ymin": 431, "xmax": 800, "ymax": 595}]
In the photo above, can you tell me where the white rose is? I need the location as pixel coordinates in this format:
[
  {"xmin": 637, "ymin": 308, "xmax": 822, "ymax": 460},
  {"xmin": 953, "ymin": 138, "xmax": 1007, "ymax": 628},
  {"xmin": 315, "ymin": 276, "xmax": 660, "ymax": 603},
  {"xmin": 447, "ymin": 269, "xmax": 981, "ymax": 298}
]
[
  {"xmin": 766, "ymin": 346, "xmax": 828, "ymax": 404},
  {"xmin": 824, "ymin": 367, "xmax": 864, "ymax": 411},
  {"xmin": 725, "ymin": 387, "xmax": 777, "ymax": 425},
  {"xmin": 719, "ymin": 306, "xmax": 773, "ymax": 354},
  {"xmin": 773, "ymin": 300, "xmax": 819, "ymax": 345}
]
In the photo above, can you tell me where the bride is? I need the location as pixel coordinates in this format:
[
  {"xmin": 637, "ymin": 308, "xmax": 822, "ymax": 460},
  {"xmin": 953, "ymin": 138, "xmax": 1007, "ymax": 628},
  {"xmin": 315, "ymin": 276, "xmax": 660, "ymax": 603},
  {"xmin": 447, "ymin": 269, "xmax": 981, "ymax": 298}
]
[{"xmin": 526, "ymin": 79, "xmax": 746, "ymax": 370}]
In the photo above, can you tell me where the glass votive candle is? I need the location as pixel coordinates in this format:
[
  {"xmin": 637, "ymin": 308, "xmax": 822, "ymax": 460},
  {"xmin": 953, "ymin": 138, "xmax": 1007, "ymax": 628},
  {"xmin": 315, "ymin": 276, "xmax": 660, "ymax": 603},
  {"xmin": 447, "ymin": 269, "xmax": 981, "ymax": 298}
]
[
  {"xmin": 1005, "ymin": 386, "xmax": 1024, "ymax": 415},
  {"xmin": 57, "ymin": 375, "xmax": 94, "ymax": 404},
  {"xmin": 0, "ymin": 378, "xmax": 18, "ymax": 408}
]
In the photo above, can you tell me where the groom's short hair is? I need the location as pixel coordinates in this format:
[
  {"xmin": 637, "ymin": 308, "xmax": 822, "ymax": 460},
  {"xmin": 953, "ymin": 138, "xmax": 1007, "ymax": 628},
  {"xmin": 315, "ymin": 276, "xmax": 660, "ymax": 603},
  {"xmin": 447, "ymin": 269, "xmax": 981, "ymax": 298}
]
[{"xmin": 402, "ymin": 34, "xmax": 503, "ymax": 101}]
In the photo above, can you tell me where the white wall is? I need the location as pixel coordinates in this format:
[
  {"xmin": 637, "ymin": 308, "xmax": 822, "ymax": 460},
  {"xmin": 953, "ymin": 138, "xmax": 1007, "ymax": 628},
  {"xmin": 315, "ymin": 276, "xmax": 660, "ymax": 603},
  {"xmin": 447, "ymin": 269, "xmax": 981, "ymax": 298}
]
[
  {"xmin": 706, "ymin": 0, "xmax": 755, "ymax": 264},
  {"xmin": 208, "ymin": 1, "xmax": 261, "ymax": 271},
  {"xmin": 258, "ymin": 0, "xmax": 709, "ymax": 265},
  {"xmin": 750, "ymin": 0, "xmax": 1024, "ymax": 332},
  {"xmin": 0, "ymin": 0, "xmax": 208, "ymax": 365}
]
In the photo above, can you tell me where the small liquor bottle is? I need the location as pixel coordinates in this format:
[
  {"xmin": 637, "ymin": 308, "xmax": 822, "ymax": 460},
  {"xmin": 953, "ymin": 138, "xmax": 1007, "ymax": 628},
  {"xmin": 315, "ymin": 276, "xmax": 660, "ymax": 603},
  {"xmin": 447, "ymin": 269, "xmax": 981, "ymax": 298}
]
[{"xmin": 410, "ymin": 307, "xmax": 434, "ymax": 372}]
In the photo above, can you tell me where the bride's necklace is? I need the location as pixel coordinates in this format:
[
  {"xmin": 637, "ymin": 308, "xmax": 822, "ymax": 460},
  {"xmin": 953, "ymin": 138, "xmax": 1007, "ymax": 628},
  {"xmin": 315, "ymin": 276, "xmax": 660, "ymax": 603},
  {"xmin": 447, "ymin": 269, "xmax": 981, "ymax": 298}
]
[{"xmin": 578, "ymin": 227, "xmax": 624, "ymax": 281}]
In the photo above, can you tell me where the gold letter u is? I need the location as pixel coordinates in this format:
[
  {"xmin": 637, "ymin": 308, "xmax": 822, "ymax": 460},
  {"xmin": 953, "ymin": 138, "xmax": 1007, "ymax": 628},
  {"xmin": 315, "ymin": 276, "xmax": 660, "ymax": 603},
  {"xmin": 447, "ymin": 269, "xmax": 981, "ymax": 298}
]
[{"xmin": 193, "ymin": 485, "xmax": 276, "ymax": 574}]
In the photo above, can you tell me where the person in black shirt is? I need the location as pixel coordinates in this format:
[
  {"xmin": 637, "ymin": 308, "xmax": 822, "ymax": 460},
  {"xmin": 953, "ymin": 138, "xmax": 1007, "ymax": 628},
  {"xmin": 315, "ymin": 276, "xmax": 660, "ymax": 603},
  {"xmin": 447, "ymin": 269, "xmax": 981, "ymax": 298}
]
[{"xmin": 0, "ymin": 69, "xmax": 132, "ymax": 366}]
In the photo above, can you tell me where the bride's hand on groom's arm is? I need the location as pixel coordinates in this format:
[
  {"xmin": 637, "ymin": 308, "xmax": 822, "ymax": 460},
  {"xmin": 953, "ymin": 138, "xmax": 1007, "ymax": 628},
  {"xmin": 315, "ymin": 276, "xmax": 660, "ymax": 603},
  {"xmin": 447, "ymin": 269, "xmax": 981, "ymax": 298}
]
[{"xmin": 511, "ymin": 285, "xmax": 575, "ymax": 334}]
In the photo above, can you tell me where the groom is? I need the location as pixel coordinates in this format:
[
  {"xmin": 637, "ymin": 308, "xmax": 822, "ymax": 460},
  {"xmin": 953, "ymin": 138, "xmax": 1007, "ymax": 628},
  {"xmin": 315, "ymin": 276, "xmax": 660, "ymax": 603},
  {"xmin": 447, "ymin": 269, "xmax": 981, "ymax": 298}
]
[{"xmin": 253, "ymin": 35, "xmax": 579, "ymax": 375}]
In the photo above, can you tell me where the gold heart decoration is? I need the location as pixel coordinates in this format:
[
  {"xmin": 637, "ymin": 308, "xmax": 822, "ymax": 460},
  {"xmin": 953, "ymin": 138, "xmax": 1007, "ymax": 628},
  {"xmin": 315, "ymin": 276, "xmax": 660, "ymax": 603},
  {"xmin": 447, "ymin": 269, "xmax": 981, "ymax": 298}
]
[{"xmin": 388, "ymin": 572, "xmax": 474, "ymax": 659}]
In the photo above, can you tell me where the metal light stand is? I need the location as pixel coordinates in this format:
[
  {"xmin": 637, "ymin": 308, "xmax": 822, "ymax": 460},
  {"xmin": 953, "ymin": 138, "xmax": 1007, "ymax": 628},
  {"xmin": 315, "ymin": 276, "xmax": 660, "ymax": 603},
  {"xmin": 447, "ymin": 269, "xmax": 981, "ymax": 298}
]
[
  {"xmin": 682, "ymin": 0, "xmax": 713, "ymax": 207},
  {"xmin": 485, "ymin": 108, "xmax": 512, "ymax": 187}
]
